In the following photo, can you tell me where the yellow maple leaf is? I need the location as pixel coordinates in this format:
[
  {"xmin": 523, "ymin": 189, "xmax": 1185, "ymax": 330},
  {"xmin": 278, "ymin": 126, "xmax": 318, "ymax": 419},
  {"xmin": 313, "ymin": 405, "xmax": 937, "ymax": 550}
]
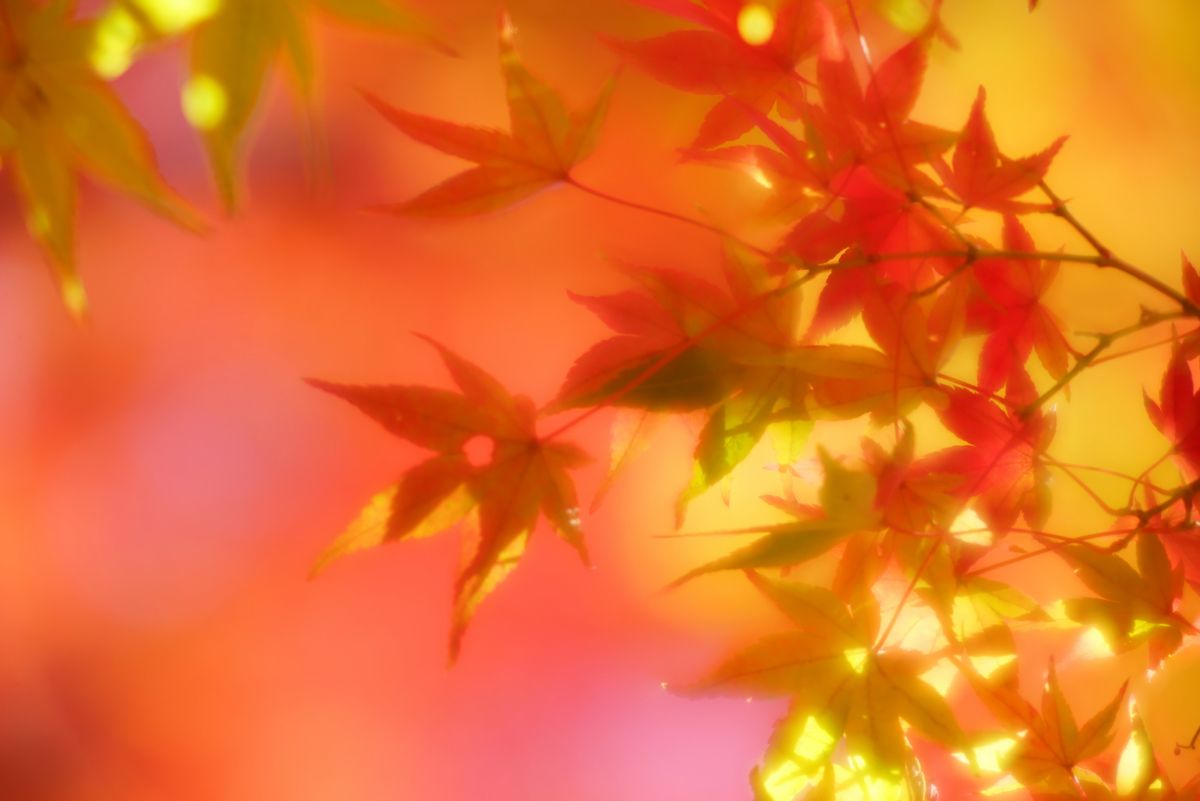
[
  {"xmin": 0, "ymin": 0, "xmax": 199, "ymax": 316},
  {"xmin": 95, "ymin": 0, "xmax": 438, "ymax": 208}
]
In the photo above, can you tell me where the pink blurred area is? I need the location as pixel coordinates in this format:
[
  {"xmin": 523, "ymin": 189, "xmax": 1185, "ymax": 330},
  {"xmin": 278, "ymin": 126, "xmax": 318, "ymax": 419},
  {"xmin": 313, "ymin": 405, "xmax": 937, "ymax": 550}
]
[{"xmin": 2, "ymin": 1, "xmax": 1200, "ymax": 799}]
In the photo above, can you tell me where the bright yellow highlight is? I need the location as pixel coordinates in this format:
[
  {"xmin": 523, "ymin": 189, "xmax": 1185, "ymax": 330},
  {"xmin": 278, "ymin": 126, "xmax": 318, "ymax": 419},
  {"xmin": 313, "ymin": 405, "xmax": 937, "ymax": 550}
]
[
  {"xmin": 761, "ymin": 764, "xmax": 811, "ymax": 801},
  {"xmin": 920, "ymin": 661, "xmax": 957, "ymax": 696},
  {"xmin": 748, "ymin": 164, "xmax": 773, "ymax": 189},
  {"xmin": 1116, "ymin": 727, "xmax": 1151, "ymax": 796},
  {"xmin": 61, "ymin": 276, "xmax": 88, "ymax": 321},
  {"xmin": 951, "ymin": 595, "xmax": 988, "ymax": 642},
  {"xmin": 843, "ymin": 647, "xmax": 869, "ymax": 674},
  {"xmin": 951, "ymin": 508, "xmax": 992, "ymax": 546},
  {"xmin": 792, "ymin": 716, "xmax": 837, "ymax": 762},
  {"xmin": 956, "ymin": 736, "xmax": 1018, "ymax": 774},
  {"xmin": 737, "ymin": 3, "xmax": 775, "ymax": 46},
  {"xmin": 980, "ymin": 774, "xmax": 1025, "ymax": 796},
  {"xmin": 760, "ymin": 718, "xmax": 838, "ymax": 800},
  {"xmin": 90, "ymin": 6, "xmax": 142, "ymax": 78},
  {"xmin": 832, "ymin": 762, "xmax": 910, "ymax": 801},
  {"xmin": 968, "ymin": 654, "xmax": 1016, "ymax": 679},
  {"xmin": 878, "ymin": 0, "xmax": 930, "ymax": 34},
  {"xmin": 134, "ymin": 0, "xmax": 220, "ymax": 34},
  {"xmin": 1131, "ymin": 618, "xmax": 1168, "ymax": 636},
  {"xmin": 182, "ymin": 75, "xmax": 228, "ymax": 131},
  {"xmin": 1072, "ymin": 627, "xmax": 1115, "ymax": 659}
]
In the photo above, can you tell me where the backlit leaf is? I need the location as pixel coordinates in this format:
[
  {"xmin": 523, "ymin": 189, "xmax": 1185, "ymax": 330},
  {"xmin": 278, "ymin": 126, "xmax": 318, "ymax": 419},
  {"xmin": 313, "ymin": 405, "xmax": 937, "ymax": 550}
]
[{"xmin": 310, "ymin": 339, "xmax": 590, "ymax": 661}]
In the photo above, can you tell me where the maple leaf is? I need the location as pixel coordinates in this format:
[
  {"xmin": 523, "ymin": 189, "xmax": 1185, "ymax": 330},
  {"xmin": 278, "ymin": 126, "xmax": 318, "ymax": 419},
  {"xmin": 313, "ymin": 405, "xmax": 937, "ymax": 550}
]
[
  {"xmin": 366, "ymin": 12, "xmax": 613, "ymax": 216},
  {"xmin": 0, "ymin": 0, "xmax": 199, "ymax": 315},
  {"xmin": 937, "ymin": 87, "xmax": 1067, "ymax": 212},
  {"xmin": 673, "ymin": 248, "xmax": 816, "ymax": 517},
  {"xmin": 804, "ymin": 12, "xmax": 955, "ymax": 192},
  {"xmin": 969, "ymin": 215, "xmax": 1071, "ymax": 393},
  {"xmin": 860, "ymin": 423, "xmax": 961, "ymax": 536},
  {"xmin": 614, "ymin": 0, "xmax": 821, "ymax": 148},
  {"xmin": 800, "ymin": 253, "xmax": 968, "ymax": 425},
  {"xmin": 685, "ymin": 572, "xmax": 966, "ymax": 792},
  {"xmin": 554, "ymin": 252, "xmax": 817, "ymax": 519},
  {"xmin": 677, "ymin": 107, "xmax": 827, "ymax": 220},
  {"xmin": 1134, "ymin": 486, "xmax": 1200, "ymax": 594},
  {"xmin": 96, "ymin": 0, "xmax": 437, "ymax": 208},
  {"xmin": 668, "ymin": 449, "xmax": 880, "ymax": 586},
  {"xmin": 308, "ymin": 337, "xmax": 589, "ymax": 662},
  {"xmin": 697, "ymin": 31, "xmax": 953, "ymax": 237},
  {"xmin": 1145, "ymin": 314, "xmax": 1200, "ymax": 477},
  {"xmin": 1054, "ymin": 532, "xmax": 1191, "ymax": 665},
  {"xmin": 966, "ymin": 659, "xmax": 1127, "ymax": 797},
  {"xmin": 554, "ymin": 264, "xmax": 746, "ymax": 412},
  {"xmin": 916, "ymin": 369, "xmax": 1055, "ymax": 533},
  {"xmin": 1183, "ymin": 252, "xmax": 1200, "ymax": 309},
  {"xmin": 779, "ymin": 167, "xmax": 960, "ymax": 312}
]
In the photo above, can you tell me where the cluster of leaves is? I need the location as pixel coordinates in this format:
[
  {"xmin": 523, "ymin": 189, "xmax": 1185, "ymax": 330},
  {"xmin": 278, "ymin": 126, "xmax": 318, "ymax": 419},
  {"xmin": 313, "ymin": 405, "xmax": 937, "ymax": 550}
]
[
  {"xmin": 7, "ymin": 0, "xmax": 1200, "ymax": 798},
  {"xmin": 308, "ymin": 2, "xmax": 1200, "ymax": 800},
  {"xmin": 0, "ymin": 0, "xmax": 431, "ymax": 315}
]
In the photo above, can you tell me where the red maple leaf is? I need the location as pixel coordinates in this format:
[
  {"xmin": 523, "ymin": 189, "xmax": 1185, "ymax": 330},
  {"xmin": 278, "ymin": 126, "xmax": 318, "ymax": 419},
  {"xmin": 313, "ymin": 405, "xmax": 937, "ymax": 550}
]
[
  {"xmin": 614, "ymin": 0, "xmax": 820, "ymax": 147},
  {"xmin": 309, "ymin": 337, "xmax": 589, "ymax": 661},
  {"xmin": 805, "ymin": 14, "xmax": 954, "ymax": 192},
  {"xmin": 916, "ymin": 368, "xmax": 1055, "ymax": 532},
  {"xmin": 1145, "ymin": 345, "xmax": 1200, "ymax": 477},
  {"xmin": 970, "ymin": 215, "xmax": 1071, "ymax": 393},
  {"xmin": 937, "ymin": 87, "xmax": 1067, "ymax": 212}
]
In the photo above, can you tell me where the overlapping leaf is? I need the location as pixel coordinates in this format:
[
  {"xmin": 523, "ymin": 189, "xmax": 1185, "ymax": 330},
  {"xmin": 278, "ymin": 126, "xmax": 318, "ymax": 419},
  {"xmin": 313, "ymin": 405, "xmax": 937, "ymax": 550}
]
[
  {"xmin": 916, "ymin": 368, "xmax": 1055, "ymax": 533},
  {"xmin": 615, "ymin": 0, "xmax": 820, "ymax": 148},
  {"xmin": 1054, "ymin": 532, "xmax": 1190, "ymax": 664},
  {"xmin": 965, "ymin": 658, "xmax": 1127, "ymax": 797},
  {"xmin": 685, "ymin": 572, "xmax": 966, "ymax": 794},
  {"xmin": 668, "ymin": 449, "xmax": 880, "ymax": 586},
  {"xmin": 554, "ymin": 253, "xmax": 826, "ymax": 518},
  {"xmin": 95, "ymin": 0, "xmax": 435, "ymax": 208},
  {"xmin": 0, "ymin": 0, "xmax": 198, "ymax": 314},
  {"xmin": 1145, "ymin": 310, "xmax": 1200, "ymax": 477},
  {"xmin": 969, "ymin": 215, "xmax": 1071, "ymax": 393}
]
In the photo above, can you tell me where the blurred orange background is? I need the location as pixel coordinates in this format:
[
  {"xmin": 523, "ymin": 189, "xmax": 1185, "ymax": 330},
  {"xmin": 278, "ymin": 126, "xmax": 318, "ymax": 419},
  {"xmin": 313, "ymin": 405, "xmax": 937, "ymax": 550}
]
[{"xmin": 2, "ymin": 1, "xmax": 1200, "ymax": 798}]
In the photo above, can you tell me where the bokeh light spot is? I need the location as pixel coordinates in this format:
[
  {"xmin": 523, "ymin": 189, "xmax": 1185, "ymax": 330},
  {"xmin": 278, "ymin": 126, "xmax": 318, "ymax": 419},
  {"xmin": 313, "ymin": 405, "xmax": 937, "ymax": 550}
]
[
  {"xmin": 462, "ymin": 434, "xmax": 494, "ymax": 467},
  {"xmin": 737, "ymin": 3, "xmax": 775, "ymax": 46},
  {"xmin": 90, "ymin": 6, "xmax": 142, "ymax": 78},
  {"xmin": 182, "ymin": 74, "xmax": 228, "ymax": 131},
  {"xmin": 135, "ymin": 0, "xmax": 220, "ymax": 34}
]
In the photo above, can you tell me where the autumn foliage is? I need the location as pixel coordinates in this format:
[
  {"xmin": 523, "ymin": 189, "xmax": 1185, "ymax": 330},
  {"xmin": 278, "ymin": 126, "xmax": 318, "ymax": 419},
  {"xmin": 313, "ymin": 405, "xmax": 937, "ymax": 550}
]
[{"xmin": 5, "ymin": 0, "xmax": 1200, "ymax": 799}]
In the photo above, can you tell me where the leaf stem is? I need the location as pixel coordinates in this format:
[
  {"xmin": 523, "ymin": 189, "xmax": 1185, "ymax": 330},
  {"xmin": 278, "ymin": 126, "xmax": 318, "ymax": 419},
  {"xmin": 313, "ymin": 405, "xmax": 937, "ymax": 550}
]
[
  {"xmin": 564, "ymin": 173, "xmax": 775, "ymax": 259},
  {"xmin": 1021, "ymin": 310, "xmax": 1186, "ymax": 415},
  {"xmin": 965, "ymin": 527, "xmax": 1135, "ymax": 578},
  {"xmin": 541, "ymin": 246, "xmax": 1115, "ymax": 442}
]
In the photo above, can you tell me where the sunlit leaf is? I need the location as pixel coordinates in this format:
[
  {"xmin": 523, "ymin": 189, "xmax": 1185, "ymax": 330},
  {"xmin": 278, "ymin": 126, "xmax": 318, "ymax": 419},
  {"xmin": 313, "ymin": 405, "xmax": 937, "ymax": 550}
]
[{"xmin": 1, "ymin": 1, "xmax": 200, "ymax": 313}]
